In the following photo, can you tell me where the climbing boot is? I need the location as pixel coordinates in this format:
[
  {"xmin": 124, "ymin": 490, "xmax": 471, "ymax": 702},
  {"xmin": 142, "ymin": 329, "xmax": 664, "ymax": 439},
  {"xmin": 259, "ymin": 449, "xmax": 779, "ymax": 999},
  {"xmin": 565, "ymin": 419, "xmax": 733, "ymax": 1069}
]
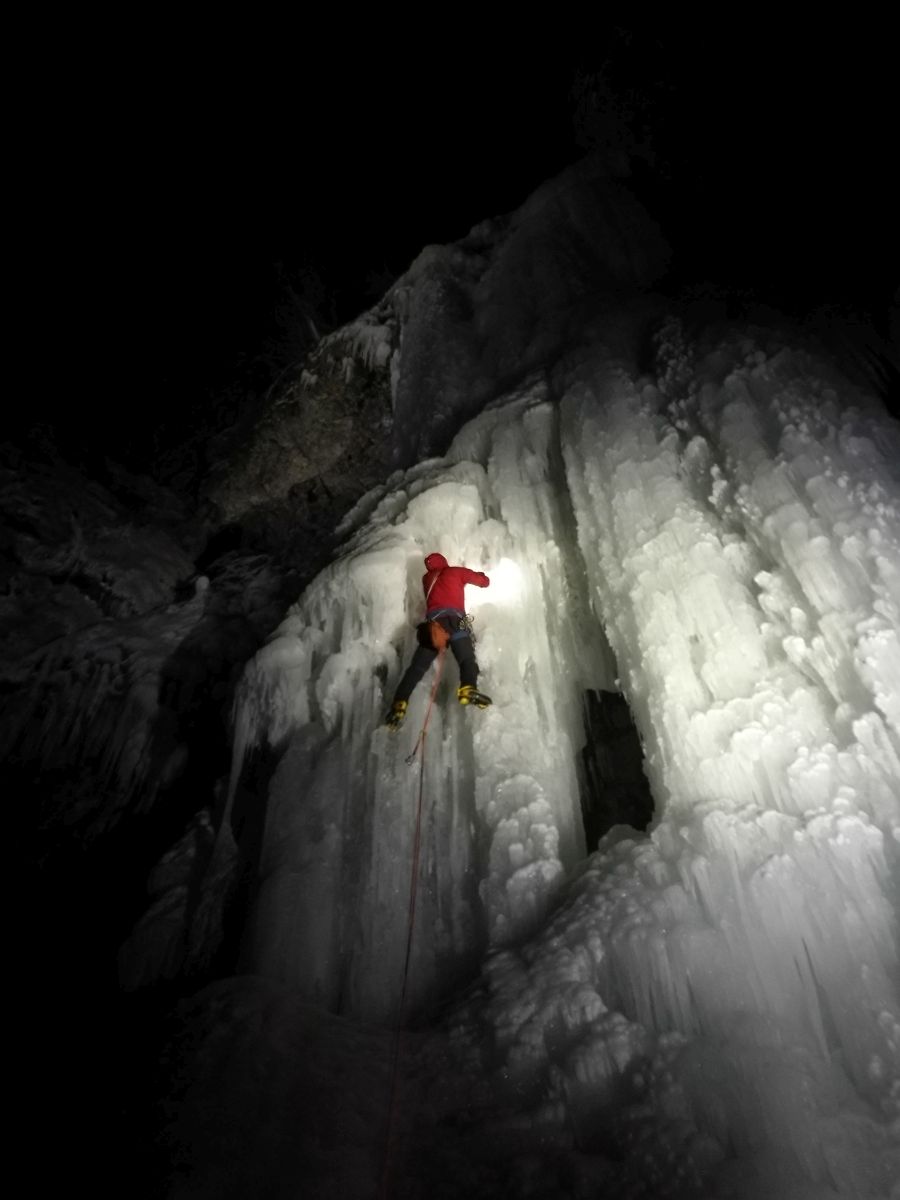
[
  {"xmin": 458, "ymin": 685, "xmax": 492, "ymax": 709},
  {"xmin": 385, "ymin": 700, "xmax": 408, "ymax": 731}
]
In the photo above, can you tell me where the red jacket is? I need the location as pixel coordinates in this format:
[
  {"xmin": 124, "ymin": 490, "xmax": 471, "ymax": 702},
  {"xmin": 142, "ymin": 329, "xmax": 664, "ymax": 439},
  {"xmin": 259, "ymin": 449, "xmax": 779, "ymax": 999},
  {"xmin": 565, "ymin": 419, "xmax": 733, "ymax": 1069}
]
[{"xmin": 422, "ymin": 552, "xmax": 489, "ymax": 613}]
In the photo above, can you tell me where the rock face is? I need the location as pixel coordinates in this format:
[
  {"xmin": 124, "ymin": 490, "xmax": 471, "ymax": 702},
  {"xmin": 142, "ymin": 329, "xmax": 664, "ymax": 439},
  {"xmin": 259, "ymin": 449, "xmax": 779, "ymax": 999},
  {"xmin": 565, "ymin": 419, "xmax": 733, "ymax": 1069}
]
[
  {"xmin": 207, "ymin": 159, "xmax": 668, "ymax": 527},
  {"xmin": 206, "ymin": 330, "xmax": 395, "ymax": 528},
  {"xmin": 3, "ymin": 445, "xmax": 198, "ymax": 830}
]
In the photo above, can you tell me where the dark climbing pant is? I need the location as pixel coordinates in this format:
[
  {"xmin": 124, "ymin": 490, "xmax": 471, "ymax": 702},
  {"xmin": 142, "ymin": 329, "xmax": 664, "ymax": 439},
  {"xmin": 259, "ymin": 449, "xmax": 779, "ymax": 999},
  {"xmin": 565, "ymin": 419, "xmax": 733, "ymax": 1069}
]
[{"xmin": 393, "ymin": 615, "xmax": 478, "ymax": 704}]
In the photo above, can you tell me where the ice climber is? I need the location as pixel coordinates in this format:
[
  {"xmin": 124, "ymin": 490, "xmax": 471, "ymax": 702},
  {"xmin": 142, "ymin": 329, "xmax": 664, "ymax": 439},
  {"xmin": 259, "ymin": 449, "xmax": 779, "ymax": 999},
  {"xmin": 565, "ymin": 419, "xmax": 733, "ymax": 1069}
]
[{"xmin": 385, "ymin": 552, "xmax": 493, "ymax": 730}]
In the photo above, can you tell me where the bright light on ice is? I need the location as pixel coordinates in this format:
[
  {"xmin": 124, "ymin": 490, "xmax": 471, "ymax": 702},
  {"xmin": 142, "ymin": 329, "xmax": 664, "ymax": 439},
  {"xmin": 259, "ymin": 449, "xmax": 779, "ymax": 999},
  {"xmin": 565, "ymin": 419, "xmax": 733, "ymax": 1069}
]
[{"xmin": 468, "ymin": 555, "xmax": 524, "ymax": 610}]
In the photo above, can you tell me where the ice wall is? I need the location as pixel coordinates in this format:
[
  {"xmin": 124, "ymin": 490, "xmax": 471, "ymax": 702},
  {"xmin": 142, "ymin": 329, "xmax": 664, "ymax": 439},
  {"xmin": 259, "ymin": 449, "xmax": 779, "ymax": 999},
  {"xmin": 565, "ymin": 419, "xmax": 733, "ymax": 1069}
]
[
  {"xmin": 233, "ymin": 323, "xmax": 900, "ymax": 1194},
  {"xmin": 233, "ymin": 377, "xmax": 617, "ymax": 1020},
  {"xmin": 440, "ymin": 331, "xmax": 900, "ymax": 1197}
]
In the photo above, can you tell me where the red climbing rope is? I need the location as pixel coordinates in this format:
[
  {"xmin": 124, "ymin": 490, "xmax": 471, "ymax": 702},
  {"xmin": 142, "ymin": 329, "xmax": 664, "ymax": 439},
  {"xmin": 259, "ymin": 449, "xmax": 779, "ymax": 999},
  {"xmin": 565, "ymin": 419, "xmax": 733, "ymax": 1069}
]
[
  {"xmin": 405, "ymin": 644, "xmax": 447, "ymax": 767},
  {"xmin": 380, "ymin": 647, "xmax": 447, "ymax": 1199}
]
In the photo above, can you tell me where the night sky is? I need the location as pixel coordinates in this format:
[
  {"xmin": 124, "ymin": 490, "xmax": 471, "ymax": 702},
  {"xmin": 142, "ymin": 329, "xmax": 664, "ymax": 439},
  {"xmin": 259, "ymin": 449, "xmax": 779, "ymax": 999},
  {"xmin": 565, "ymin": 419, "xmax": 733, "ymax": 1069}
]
[{"xmin": 30, "ymin": 23, "xmax": 896, "ymax": 465}]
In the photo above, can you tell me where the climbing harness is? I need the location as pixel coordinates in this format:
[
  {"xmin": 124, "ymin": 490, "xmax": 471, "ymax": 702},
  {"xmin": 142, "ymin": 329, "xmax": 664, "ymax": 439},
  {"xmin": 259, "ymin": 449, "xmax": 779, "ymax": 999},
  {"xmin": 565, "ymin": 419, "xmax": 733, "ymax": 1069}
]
[
  {"xmin": 424, "ymin": 608, "xmax": 477, "ymax": 646},
  {"xmin": 380, "ymin": 645, "xmax": 447, "ymax": 1197}
]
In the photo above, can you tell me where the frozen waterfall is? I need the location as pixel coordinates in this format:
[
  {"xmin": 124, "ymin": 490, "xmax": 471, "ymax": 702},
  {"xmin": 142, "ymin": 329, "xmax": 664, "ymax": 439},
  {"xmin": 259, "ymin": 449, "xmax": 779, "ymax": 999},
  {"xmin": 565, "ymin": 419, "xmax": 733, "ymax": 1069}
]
[{"xmin": 230, "ymin": 322, "xmax": 900, "ymax": 1195}]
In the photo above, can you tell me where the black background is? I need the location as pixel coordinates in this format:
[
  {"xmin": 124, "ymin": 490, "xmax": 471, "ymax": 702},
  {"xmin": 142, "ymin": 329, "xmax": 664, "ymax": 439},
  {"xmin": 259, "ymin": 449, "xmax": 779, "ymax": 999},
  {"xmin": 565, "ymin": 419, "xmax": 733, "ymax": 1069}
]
[{"xmin": 19, "ymin": 20, "xmax": 896, "ymax": 463}]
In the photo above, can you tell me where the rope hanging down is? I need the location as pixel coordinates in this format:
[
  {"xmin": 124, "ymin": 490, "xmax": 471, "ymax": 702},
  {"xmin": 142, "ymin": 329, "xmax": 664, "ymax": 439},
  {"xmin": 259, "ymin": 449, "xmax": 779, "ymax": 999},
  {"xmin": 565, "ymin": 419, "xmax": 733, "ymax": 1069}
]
[
  {"xmin": 380, "ymin": 646, "xmax": 447, "ymax": 1198},
  {"xmin": 405, "ymin": 642, "xmax": 447, "ymax": 765}
]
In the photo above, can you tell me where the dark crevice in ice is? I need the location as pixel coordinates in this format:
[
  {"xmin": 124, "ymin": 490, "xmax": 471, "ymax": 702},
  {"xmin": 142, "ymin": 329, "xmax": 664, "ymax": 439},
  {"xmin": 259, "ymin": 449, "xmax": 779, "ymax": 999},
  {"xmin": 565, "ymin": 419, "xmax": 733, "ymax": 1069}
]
[{"xmin": 578, "ymin": 688, "xmax": 654, "ymax": 849}]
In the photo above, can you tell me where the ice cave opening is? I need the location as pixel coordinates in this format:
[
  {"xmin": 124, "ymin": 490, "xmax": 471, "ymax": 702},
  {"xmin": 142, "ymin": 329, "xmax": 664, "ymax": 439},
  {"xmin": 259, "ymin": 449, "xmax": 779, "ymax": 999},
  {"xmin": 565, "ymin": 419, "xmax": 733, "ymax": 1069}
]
[{"xmin": 579, "ymin": 687, "xmax": 655, "ymax": 849}]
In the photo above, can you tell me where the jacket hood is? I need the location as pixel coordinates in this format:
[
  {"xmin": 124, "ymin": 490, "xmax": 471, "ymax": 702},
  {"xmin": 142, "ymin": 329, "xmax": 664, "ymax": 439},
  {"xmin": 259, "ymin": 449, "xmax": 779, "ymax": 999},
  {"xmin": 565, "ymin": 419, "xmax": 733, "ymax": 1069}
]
[{"xmin": 424, "ymin": 553, "xmax": 448, "ymax": 570}]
